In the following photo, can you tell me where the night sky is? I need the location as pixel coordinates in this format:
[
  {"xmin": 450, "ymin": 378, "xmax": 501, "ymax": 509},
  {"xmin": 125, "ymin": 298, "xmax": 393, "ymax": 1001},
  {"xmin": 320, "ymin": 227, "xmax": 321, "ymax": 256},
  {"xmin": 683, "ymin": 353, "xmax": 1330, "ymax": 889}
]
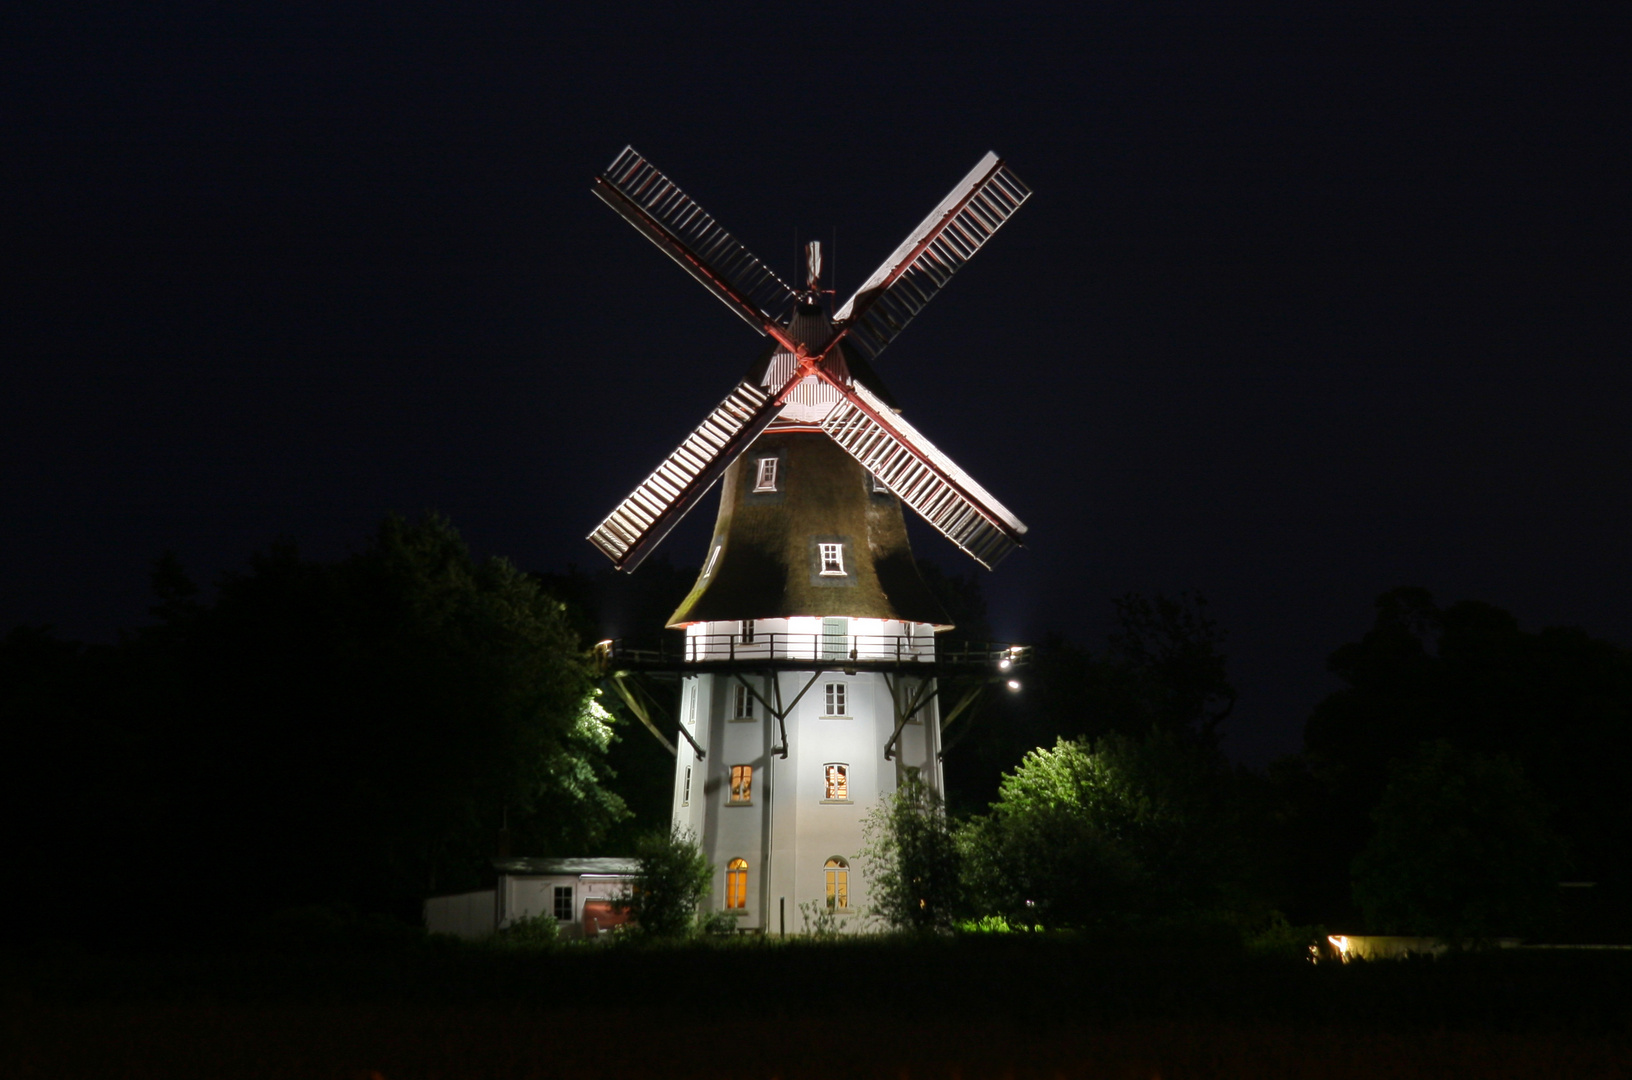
[{"xmin": 5, "ymin": 4, "xmax": 1628, "ymax": 765}]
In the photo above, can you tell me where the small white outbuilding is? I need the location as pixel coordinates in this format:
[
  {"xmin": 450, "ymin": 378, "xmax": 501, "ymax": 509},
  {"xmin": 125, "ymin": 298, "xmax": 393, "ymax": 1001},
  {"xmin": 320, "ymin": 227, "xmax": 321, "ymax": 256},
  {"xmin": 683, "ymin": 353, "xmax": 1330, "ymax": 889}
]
[{"xmin": 424, "ymin": 856, "xmax": 637, "ymax": 940}]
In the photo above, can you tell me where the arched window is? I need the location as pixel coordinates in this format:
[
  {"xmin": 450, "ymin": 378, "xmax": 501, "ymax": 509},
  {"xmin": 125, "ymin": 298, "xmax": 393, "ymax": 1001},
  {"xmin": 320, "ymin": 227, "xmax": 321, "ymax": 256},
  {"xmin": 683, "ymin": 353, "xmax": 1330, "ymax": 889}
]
[
  {"xmin": 824, "ymin": 857, "xmax": 849, "ymax": 912},
  {"xmin": 726, "ymin": 857, "xmax": 749, "ymax": 910}
]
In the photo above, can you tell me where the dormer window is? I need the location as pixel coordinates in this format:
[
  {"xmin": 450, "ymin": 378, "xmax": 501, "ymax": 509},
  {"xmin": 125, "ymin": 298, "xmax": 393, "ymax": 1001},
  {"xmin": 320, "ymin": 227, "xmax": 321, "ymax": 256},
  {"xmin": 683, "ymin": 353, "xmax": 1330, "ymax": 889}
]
[
  {"xmin": 753, "ymin": 457, "xmax": 779, "ymax": 492},
  {"xmin": 819, "ymin": 543, "xmax": 845, "ymax": 576}
]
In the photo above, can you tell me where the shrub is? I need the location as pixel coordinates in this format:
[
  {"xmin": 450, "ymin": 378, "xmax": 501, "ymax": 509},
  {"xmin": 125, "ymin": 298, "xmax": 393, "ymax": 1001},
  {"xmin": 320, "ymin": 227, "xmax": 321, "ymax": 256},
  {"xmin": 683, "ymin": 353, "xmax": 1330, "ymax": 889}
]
[
  {"xmin": 493, "ymin": 911, "xmax": 560, "ymax": 949},
  {"xmin": 620, "ymin": 826, "xmax": 712, "ymax": 939},
  {"xmin": 858, "ymin": 774, "xmax": 962, "ymax": 932}
]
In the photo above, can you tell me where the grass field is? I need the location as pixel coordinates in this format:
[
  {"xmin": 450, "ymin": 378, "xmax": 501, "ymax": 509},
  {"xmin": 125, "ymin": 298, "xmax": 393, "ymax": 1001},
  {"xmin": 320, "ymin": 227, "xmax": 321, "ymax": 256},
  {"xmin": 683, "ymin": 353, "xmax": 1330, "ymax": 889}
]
[{"xmin": 5, "ymin": 935, "xmax": 1630, "ymax": 1078}]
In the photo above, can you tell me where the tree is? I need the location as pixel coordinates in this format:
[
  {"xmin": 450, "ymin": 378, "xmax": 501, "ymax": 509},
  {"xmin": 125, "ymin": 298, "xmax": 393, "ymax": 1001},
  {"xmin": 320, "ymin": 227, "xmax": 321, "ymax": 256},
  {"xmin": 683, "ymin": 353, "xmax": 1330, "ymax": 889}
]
[
  {"xmin": 959, "ymin": 731, "xmax": 1253, "ymax": 930},
  {"xmin": 620, "ymin": 826, "xmax": 712, "ymax": 938},
  {"xmin": 1289, "ymin": 587, "xmax": 1632, "ymax": 926},
  {"xmin": 945, "ymin": 592, "xmax": 1235, "ymax": 812},
  {"xmin": 858, "ymin": 774, "xmax": 962, "ymax": 932},
  {"xmin": 1352, "ymin": 740, "xmax": 1564, "ymax": 941},
  {"xmin": 143, "ymin": 513, "xmax": 627, "ymax": 925},
  {"xmin": 534, "ymin": 557, "xmax": 700, "ymax": 854}
]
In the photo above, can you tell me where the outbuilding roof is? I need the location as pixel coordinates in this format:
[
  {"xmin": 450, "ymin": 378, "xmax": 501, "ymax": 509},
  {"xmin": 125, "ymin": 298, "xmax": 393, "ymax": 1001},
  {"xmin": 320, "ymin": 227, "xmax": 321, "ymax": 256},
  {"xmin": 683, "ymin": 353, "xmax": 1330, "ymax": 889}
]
[{"xmin": 491, "ymin": 857, "xmax": 639, "ymax": 876}]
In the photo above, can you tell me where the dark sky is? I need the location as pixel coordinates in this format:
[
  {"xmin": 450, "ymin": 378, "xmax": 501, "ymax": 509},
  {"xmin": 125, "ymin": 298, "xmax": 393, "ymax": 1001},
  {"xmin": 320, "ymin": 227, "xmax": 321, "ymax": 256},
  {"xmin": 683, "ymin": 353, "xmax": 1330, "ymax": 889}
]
[{"xmin": 5, "ymin": 4, "xmax": 1628, "ymax": 766}]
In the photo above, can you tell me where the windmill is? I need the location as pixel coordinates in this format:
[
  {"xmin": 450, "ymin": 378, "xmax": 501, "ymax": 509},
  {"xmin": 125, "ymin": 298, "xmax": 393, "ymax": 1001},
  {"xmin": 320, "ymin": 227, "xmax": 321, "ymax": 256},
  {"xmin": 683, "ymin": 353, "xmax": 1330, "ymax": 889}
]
[{"xmin": 587, "ymin": 146, "xmax": 1031, "ymax": 933}]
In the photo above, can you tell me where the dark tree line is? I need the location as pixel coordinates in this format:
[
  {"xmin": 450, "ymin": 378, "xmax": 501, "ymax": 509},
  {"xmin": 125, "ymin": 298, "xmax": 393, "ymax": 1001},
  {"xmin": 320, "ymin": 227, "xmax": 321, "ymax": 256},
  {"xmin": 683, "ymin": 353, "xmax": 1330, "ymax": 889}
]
[
  {"xmin": 6, "ymin": 514, "xmax": 1629, "ymax": 947},
  {"xmin": 922, "ymin": 585, "xmax": 1632, "ymax": 941},
  {"xmin": 1276, "ymin": 588, "xmax": 1632, "ymax": 935},
  {"xmin": 2, "ymin": 516, "xmax": 628, "ymax": 943}
]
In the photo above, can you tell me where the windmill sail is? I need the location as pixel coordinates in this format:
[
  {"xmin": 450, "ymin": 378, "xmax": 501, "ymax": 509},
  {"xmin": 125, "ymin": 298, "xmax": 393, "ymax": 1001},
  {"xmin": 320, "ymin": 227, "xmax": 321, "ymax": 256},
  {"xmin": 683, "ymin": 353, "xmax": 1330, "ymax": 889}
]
[
  {"xmin": 821, "ymin": 380, "xmax": 1027, "ymax": 569},
  {"xmin": 595, "ymin": 146, "xmax": 799, "ymax": 335},
  {"xmin": 834, "ymin": 153, "xmax": 1031, "ymax": 362},
  {"xmin": 588, "ymin": 380, "xmax": 783, "ymax": 571}
]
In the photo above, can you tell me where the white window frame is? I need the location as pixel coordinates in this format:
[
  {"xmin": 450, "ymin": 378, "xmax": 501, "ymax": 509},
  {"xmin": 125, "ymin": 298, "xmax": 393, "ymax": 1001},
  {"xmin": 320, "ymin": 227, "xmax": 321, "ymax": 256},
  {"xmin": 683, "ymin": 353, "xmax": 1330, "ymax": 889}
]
[
  {"xmin": 681, "ymin": 765, "xmax": 692, "ymax": 806},
  {"xmin": 728, "ymin": 764, "xmax": 753, "ymax": 805},
  {"xmin": 825, "ymin": 857, "xmax": 850, "ymax": 912},
  {"xmin": 726, "ymin": 857, "xmax": 749, "ymax": 910},
  {"xmin": 739, "ymin": 619, "xmax": 755, "ymax": 644},
  {"xmin": 818, "ymin": 542, "xmax": 845, "ymax": 576},
  {"xmin": 871, "ymin": 471, "xmax": 890, "ymax": 493},
  {"xmin": 822, "ymin": 762, "xmax": 850, "ymax": 802},
  {"xmin": 824, "ymin": 682, "xmax": 848, "ymax": 717},
  {"xmin": 553, "ymin": 885, "xmax": 574, "ymax": 921},
  {"xmin": 732, "ymin": 683, "xmax": 755, "ymax": 720},
  {"xmin": 753, "ymin": 456, "xmax": 778, "ymax": 492},
  {"xmin": 703, "ymin": 544, "xmax": 722, "ymax": 578}
]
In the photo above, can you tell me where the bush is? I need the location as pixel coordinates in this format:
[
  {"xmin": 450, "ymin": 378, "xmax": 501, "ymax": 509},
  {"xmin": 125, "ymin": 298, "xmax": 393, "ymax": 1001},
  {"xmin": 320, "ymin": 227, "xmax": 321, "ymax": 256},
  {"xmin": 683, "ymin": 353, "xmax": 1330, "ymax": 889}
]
[
  {"xmin": 620, "ymin": 826, "xmax": 712, "ymax": 939},
  {"xmin": 493, "ymin": 911, "xmax": 561, "ymax": 949},
  {"xmin": 858, "ymin": 774, "xmax": 962, "ymax": 932},
  {"xmin": 959, "ymin": 732, "xmax": 1252, "ymax": 931}
]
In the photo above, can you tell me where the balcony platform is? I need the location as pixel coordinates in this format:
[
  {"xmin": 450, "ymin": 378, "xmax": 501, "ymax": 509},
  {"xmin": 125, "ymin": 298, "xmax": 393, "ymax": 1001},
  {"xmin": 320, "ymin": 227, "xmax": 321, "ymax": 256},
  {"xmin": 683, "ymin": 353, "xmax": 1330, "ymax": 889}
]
[{"xmin": 594, "ymin": 634, "xmax": 1028, "ymax": 678}]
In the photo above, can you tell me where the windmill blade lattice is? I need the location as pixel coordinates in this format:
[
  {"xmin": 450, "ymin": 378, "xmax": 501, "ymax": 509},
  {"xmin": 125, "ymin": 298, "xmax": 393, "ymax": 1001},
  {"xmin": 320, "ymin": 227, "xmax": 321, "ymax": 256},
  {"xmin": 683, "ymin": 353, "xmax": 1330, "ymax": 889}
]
[
  {"xmin": 588, "ymin": 380, "xmax": 783, "ymax": 571},
  {"xmin": 595, "ymin": 146, "xmax": 800, "ymax": 335},
  {"xmin": 821, "ymin": 380, "xmax": 1027, "ymax": 569},
  {"xmin": 834, "ymin": 153, "xmax": 1031, "ymax": 363}
]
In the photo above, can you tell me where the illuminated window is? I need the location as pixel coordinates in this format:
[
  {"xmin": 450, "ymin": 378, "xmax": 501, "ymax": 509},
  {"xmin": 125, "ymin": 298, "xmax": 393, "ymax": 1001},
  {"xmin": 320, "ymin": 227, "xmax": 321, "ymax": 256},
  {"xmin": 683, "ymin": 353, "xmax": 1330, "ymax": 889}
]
[
  {"xmin": 729, "ymin": 765, "xmax": 752, "ymax": 804},
  {"xmin": 553, "ymin": 885, "xmax": 574, "ymax": 921},
  {"xmin": 726, "ymin": 858, "xmax": 749, "ymax": 909},
  {"xmin": 824, "ymin": 682, "xmax": 847, "ymax": 716},
  {"xmin": 739, "ymin": 619, "xmax": 755, "ymax": 644},
  {"xmin": 681, "ymin": 766, "xmax": 692, "ymax": 806},
  {"xmin": 733, "ymin": 684, "xmax": 755, "ymax": 719},
  {"xmin": 823, "ymin": 763, "xmax": 849, "ymax": 801},
  {"xmin": 753, "ymin": 457, "xmax": 778, "ymax": 492},
  {"xmin": 819, "ymin": 542, "xmax": 844, "ymax": 575},
  {"xmin": 825, "ymin": 857, "xmax": 849, "ymax": 911}
]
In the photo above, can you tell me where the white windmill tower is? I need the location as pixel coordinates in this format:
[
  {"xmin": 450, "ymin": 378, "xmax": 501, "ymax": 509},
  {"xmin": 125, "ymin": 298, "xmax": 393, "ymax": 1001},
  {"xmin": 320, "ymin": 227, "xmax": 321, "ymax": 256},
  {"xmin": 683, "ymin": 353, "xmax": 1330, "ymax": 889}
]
[{"xmin": 587, "ymin": 147, "xmax": 1031, "ymax": 932}]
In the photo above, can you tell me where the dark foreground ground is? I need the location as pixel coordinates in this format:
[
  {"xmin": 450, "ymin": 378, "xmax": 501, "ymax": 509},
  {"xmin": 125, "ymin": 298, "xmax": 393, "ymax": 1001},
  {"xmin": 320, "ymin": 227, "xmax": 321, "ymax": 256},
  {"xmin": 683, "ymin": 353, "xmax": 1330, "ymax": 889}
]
[{"xmin": 4, "ymin": 933, "xmax": 1631, "ymax": 1078}]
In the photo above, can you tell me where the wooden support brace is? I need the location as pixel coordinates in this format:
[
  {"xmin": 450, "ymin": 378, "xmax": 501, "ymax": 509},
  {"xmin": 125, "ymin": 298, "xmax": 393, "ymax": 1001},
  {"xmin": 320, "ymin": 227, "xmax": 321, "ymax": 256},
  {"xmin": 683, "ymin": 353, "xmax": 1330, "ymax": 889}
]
[
  {"xmin": 937, "ymin": 682, "xmax": 994, "ymax": 758},
  {"xmin": 734, "ymin": 669, "xmax": 825, "ymax": 758},
  {"xmin": 608, "ymin": 673, "xmax": 676, "ymax": 756},
  {"xmin": 882, "ymin": 674, "xmax": 942, "ymax": 761}
]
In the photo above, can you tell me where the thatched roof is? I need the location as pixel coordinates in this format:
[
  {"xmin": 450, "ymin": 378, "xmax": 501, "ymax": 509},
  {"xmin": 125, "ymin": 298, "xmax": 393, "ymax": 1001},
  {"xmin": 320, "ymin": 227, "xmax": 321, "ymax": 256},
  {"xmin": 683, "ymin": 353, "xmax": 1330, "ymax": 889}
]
[{"xmin": 667, "ymin": 431, "xmax": 951, "ymax": 628}]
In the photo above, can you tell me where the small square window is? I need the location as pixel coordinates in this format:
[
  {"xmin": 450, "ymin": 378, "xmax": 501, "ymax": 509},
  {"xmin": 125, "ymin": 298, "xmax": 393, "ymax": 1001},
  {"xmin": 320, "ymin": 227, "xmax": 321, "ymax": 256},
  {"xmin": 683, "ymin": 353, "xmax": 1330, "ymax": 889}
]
[
  {"xmin": 733, "ymin": 683, "xmax": 755, "ymax": 719},
  {"xmin": 824, "ymin": 763, "xmax": 849, "ymax": 801},
  {"xmin": 553, "ymin": 885, "xmax": 573, "ymax": 921},
  {"xmin": 753, "ymin": 457, "xmax": 778, "ymax": 492},
  {"xmin": 825, "ymin": 682, "xmax": 847, "ymax": 716},
  {"xmin": 819, "ymin": 542, "xmax": 845, "ymax": 576},
  {"xmin": 729, "ymin": 764, "xmax": 753, "ymax": 804}
]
